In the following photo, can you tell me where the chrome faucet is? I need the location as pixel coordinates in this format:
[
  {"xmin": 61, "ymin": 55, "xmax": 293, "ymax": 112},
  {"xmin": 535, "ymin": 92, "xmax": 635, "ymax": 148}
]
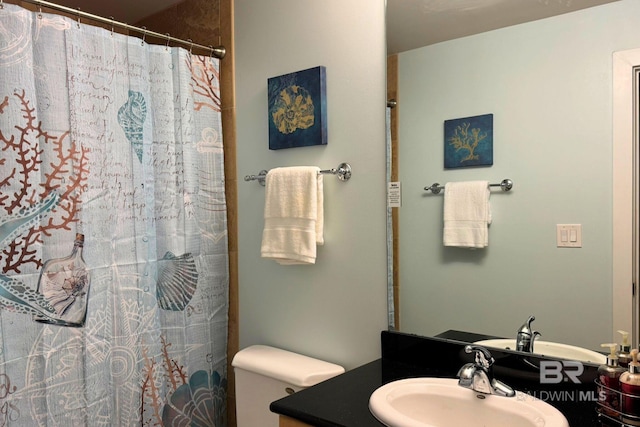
[
  {"xmin": 457, "ymin": 345, "xmax": 515, "ymax": 397},
  {"xmin": 516, "ymin": 315, "xmax": 541, "ymax": 353}
]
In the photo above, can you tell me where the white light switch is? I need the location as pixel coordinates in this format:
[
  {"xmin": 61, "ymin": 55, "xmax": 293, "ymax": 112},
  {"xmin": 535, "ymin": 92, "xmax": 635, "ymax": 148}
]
[
  {"xmin": 557, "ymin": 224, "xmax": 582, "ymax": 248},
  {"xmin": 570, "ymin": 229, "xmax": 577, "ymax": 242}
]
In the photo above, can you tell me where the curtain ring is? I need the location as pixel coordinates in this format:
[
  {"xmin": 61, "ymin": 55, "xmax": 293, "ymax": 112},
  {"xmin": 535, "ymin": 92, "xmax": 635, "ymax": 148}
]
[
  {"xmin": 165, "ymin": 33, "xmax": 171, "ymax": 51},
  {"xmin": 110, "ymin": 16, "xmax": 115, "ymax": 37},
  {"xmin": 37, "ymin": 5, "xmax": 42, "ymax": 19},
  {"xmin": 1, "ymin": 0, "xmax": 4, "ymax": 10},
  {"xmin": 76, "ymin": 7, "xmax": 81, "ymax": 28},
  {"xmin": 208, "ymin": 45, "xmax": 214, "ymax": 59},
  {"xmin": 187, "ymin": 39, "xmax": 193, "ymax": 54},
  {"xmin": 141, "ymin": 26, "xmax": 147, "ymax": 45}
]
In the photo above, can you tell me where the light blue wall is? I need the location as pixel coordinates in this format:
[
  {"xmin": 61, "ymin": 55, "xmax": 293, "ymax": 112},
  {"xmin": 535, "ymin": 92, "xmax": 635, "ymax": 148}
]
[
  {"xmin": 235, "ymin": 0, "xmax": 388, "ymax": 370},
  {"xmin": 398, "ymin": 0, "xmax": 640, "ymax": 351}
]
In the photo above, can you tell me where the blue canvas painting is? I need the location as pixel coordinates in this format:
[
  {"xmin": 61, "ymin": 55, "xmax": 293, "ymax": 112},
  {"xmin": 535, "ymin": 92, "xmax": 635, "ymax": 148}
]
[
  {"xmin": 444, "ymin": 114, "xmax": 493, "ymax": 168},
  {"xmin": 268, "ymin": 66, "xmax": 327, "ymax": 150}
]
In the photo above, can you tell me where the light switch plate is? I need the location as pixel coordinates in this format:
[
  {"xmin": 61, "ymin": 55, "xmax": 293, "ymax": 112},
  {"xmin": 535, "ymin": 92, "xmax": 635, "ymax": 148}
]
[{"xmin": 556, "ymin": 224, "xmax": 582, "ymax": 248}]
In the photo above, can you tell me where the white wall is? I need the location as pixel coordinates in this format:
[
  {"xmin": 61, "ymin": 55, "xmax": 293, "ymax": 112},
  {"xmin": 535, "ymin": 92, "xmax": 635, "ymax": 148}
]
[
  {"xmin": 398, "ymin": 0, "xmax": 640, "ymax": 351},
  {"xmin": 235, "ymin": 0, "xmax": 388, "ymax": 370}
]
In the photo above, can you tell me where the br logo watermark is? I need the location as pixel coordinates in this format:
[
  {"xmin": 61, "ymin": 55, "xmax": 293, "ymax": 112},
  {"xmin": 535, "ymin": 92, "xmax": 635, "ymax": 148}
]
[
  {"xmin": 539, "ymin": 360, "xmax": 584, "ymax": 384},
  {"xmin": 518, "ymin": 360, "xmax": 603, "ymax": 403}
]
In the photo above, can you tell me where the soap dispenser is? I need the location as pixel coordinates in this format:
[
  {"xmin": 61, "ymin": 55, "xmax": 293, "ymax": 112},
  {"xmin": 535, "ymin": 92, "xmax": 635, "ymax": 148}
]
[
  {"xmin": 598, "ymin": 343, "xmax": 625, "ymax": 417},
  {"xmin": 618, "ymin": 330, "xmax": 632, "ymax": 368},
  {"xmin": 620, "ymin": 349, "xmax": 640, "ymax": 425}
]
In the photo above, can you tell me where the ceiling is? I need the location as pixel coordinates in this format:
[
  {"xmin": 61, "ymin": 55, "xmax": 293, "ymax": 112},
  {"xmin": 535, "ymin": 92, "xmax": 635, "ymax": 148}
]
[
  {"xmin": 386, "ymin": 0, "xmax": 619, "ymax": 54},
  {"xmin": 39, "ymin": 0, "xmax": 618, "ymax": 53}
]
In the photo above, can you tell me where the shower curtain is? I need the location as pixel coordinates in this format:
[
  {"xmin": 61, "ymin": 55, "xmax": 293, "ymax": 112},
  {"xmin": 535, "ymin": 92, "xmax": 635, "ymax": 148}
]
[{"xmin": 0, "ymin": 4, "xmax": 229, "ymax": 426}]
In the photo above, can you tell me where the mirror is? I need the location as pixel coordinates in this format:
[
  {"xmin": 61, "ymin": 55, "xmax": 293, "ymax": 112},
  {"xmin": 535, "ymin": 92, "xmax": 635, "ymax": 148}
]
[{"xmin": 386, "ymin": 0, "xmax": 637, "ymax": 354}]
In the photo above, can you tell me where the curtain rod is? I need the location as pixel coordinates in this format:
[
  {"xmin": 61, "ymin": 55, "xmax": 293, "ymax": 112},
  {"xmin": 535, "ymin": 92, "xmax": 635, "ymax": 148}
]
[{"xmin": 7, "ymin": 0, "xmax": 226, "ymax": 58}]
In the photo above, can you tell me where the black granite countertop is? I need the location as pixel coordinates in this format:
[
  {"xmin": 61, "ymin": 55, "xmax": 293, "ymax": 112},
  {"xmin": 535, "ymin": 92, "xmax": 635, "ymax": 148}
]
[{"xmin": 270, "ymin": 330, "xmax": 606, "ymax": 427}]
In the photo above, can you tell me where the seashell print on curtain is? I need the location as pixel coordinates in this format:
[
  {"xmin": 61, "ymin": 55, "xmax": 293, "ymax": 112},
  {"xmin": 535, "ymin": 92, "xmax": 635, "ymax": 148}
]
[
  {"xmin": 156, "ymin": 251, "xmax": 199, "ymax": 311},
  {"xmin": 0, "ymin": 4, "xmax": 228, "ymax": 426},
  {"xmin": 118, "ymin": 90, "xmax": 148, "ymax": 163}
]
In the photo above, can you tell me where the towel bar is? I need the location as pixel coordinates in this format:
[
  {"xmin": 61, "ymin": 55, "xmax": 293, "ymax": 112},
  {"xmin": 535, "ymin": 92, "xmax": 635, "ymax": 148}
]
[
  {"xmin": 424, "ymin": 179, "xmax": 513, "ymax": 194},
  {"xmin": 244, "ymin": 163, "xmax": 352, "ymax": 186}
]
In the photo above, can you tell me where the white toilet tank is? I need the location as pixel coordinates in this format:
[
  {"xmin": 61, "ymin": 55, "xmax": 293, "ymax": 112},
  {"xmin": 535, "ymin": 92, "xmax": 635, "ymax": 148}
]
[{"xmin": 232, "ymin": 345, "xmax": 345, "ymax": 427}]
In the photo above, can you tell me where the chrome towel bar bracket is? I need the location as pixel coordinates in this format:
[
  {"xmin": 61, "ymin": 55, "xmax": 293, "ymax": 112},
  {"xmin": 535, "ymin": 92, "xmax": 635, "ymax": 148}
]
[
  {"xmin": 244, "ymin": 170, "xmax": 269, "ymax": 186},
  {"xmin": 424, "ymin": 179, "xmax": 513, "ymax": 194},
  {"xmin": 244, "ymin": 163, "xmax": 352, "ymax": 186}
]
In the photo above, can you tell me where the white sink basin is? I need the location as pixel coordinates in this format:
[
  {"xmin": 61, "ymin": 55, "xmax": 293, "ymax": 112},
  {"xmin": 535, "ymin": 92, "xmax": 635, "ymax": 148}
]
[
  {"xmin": 473, "ymin": 339, "xmax": 606, "ymax": 364},
  {"xmin": 369, "ymin": 377, "xmax": 569, "ymax": 427}
]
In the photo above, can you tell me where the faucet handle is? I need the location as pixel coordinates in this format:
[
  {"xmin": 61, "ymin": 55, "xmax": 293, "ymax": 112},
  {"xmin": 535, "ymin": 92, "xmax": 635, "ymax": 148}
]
[
  {"xmin": 518, "ymin": 315, "xmax": 536, "ymax": 335},
  {"xmin": 516, "ymin": 315, "xmax": 542, "ymax": 352},
  {"xmin": 464, "ymin": 345, "xmax": 495, "ymax": 369}
]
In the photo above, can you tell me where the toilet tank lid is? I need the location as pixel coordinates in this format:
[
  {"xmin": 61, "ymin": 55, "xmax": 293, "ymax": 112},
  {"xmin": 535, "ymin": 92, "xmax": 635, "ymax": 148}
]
[{"xmin": 232, "ymin": 345, "xmax": 345, "ymax": 388}]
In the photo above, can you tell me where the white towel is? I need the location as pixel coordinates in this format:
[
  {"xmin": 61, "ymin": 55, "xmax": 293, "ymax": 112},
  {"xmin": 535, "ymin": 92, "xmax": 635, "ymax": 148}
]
[
  {"xmin": 443, "ymin": 181, "xmax": 491, "ymax": 248},
  {"xmin": 261, "ymin": 166, "xmax": 324, "ymax": 264}
]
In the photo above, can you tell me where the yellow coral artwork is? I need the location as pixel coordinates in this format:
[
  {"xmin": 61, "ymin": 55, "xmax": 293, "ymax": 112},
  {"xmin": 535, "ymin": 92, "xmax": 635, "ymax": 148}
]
[
  {"xmin": 267, "ymin": 66, "xmax": 327, "ymax": 150},
  {"xmin": 272, "ymin": 85, "xmax": 315, "ymax": 134},
  {"xmin": 444, "ymin": 113, "xmax": 493, "ymax": 168}
]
